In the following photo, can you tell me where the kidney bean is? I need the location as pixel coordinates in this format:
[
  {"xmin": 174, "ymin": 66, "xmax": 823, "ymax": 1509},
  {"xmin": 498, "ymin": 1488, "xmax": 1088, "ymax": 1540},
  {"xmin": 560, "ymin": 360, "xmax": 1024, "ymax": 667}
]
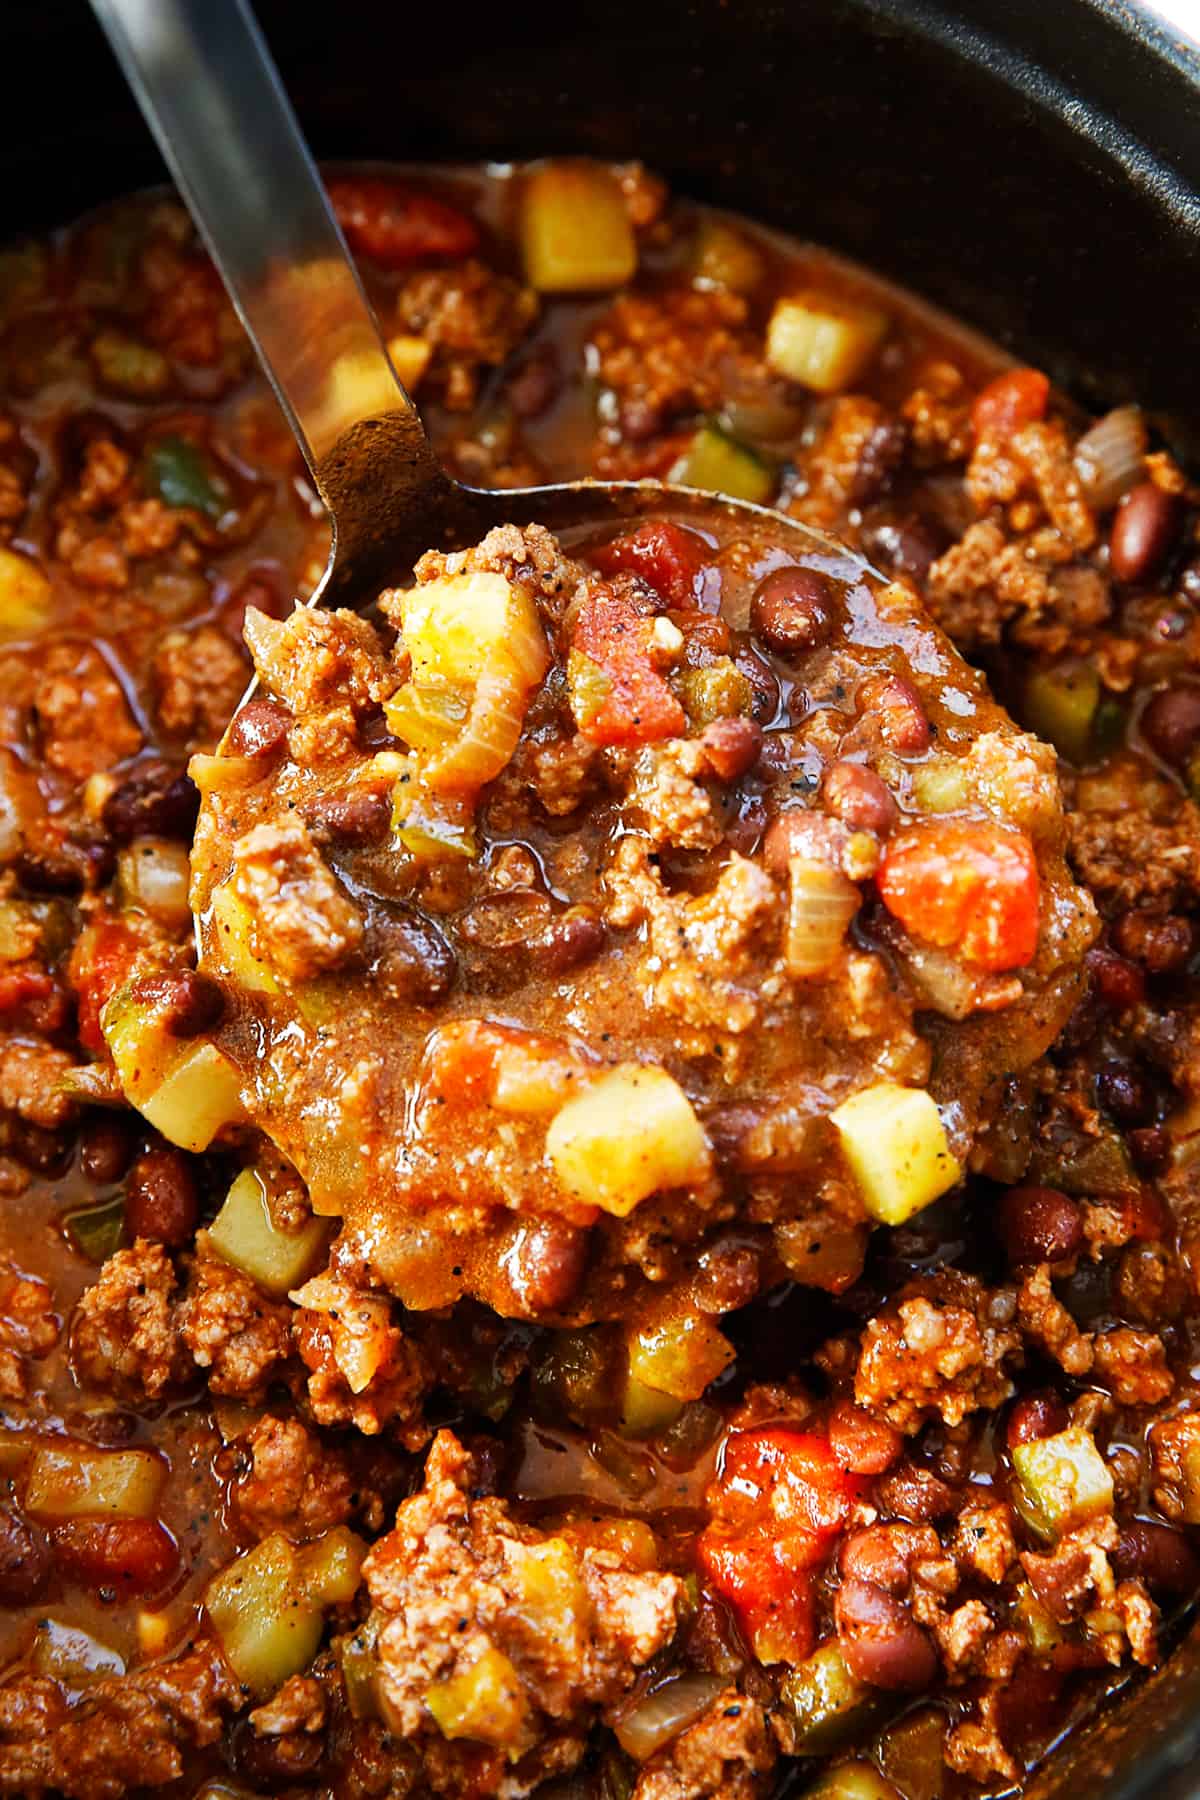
[
  {"xmin": 835, "ymin": 1576, "xmax": 937, "ymax": 1690},
  {"xmin": 858, "ymin": 673, "xmax": 931, "ymax": 753},
  {"xmin": 1109, "ymin": 482, "xmax": 1181, "ymax": 585},
  {"xmin": 1140, "ymin": 683, "xmax": 1200, "ymax": 768},
  {"xmin": 130, "ymin": 968, "xmax": 225, "ymax": 1039},
  {"xmin": 1112, "ymin": 909, "xmax": 1195, "ymax": 974},
  {"xmin": 751, "ymin": 567, "xmax": 835, "ymax": 657},
  {"xmin": 998, "ymin": 1186, "xmax": 1082, "ymax": 1264},
  {"xmin": 227, "ymin": 698, "xmax": 291, "ymax": 762},
  {"xmin": 507, "ymin": 344, "xmax": 561, "ymax": 420},
  {"xmin": 864, "ymin": 514, "xmax": 947, "ymax": 585},
  {"xmin": 0, "ymin": 1505, "xmax": 49, "ymax": 1604},
  {"xmin": 51, "ymin": 1517, "xmax": 179, "ymax": 1599},
  {"xmin": 371, "ymin": 908, "xmax": 456, "ymax": 1005},
  {"xmin": 102, "ymin": 767, "xmax": 199, "ymax": 846},
  {"xmin": 1086, "ymin": 944, "xmax": 1145, "ymax": 1010},
  {"xmin": 504, "ymin": 1218, "xmax": 589, "ymax": 1314},
  {"xmin": 305, "ymin": 788, "xmax": 391, "ymax": 846},
  {"xmin": 1114, "ymin": 1521, "xmax": 1200, "ymax": 1596},
  {"xmin": 1006, "ymin": 1392, "xmax": 1069, "ymax": 1450},
  {"xmin": 533, "ymin": 907, "xmax": 607, "ymax": 976},
  {"xmin": 829, "ymin": 1401, "xmax": 903, "ymax": 1475},
  {"xmin": 700, "ymin": 717, "xmax": 763, "ymax": 782},
  {"xmin": 1096, "ymin": 1060, "xmax": 1155, "ymax": 1127},
  {"xmin": 732, "ymin": 644, "xmax": 781, "ymax": 724},
  {"xmin": 823, "ymin": 761, "xmax": 898, "ymax": 834},
  {"xmin": 1129, "ymin": 1125, "xmax": 1170, "ymax": 1174},
  {"xmin": 874, "ymin": 1463, "xmax": 957, "ymax": 1522},
  {"xmin": 850, "ymin": 416, "xmax": 909, "ymax": 506},
  {"xmin": 124, "ymin": 1147, "xmax": 199, "ymax": 1247},
  {"xmin": 236, "ymin": 1722, "xmax": 325, "ymax": 1782},
  {"xmin": 80, "ymin": 1114, "xmax": 137, "ymax": 1186}
]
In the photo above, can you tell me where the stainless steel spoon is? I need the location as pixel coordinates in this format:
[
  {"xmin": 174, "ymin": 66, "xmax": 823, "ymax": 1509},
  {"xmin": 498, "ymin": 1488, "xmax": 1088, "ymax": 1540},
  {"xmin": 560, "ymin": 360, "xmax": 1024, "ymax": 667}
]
[{"xmin": 89, "ymin": 0, "xmax": 854, "ymax": 611}]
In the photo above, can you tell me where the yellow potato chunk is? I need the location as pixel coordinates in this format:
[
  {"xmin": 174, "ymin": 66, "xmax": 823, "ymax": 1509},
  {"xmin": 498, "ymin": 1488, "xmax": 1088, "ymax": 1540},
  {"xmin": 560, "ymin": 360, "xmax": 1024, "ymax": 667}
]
[
  {"xmin": 766, "ymin": 291, "xmax": 888, "ymax": 393},
  {"xmin": 546, "ymin": 1064, "xmax": 712, "ymax": 1216},
  {"xmin": 1011, "ymin": 1427, "xmax": 1114, "ymax": 1540},
  {"xmin": 830, "ymin": 1083, "xmax": 961, "ymax": 1225},
  {"xmin": 137, "ymin": 1041, "xmax": 244, "ymax": 1153},
  {"xmin": 386, "ymin": 333, "xmax": 433, "ymax": 392},
  {"xmin": 519, "ymin": 162, "xmax": 637, "ymax": 293},
  {"xmin": 0, "ymin": 546, "xmax": 51, "ymax": 640},
  {"xmin": 208, "ymin": 883, "xmax": 280, "ymax": 995},
  {"xmin": 205, "ymin": 1534, "xmax": 325, "ymax": 1699},
  {"xmin": 208, "ymin": 1167, "xmax": 329, "ymax": 1299},
  {"xmin": 425, "ymin": 1643, "xmax": 529, "ymax": 1747},
  {"xmin": 23, "ymin": 1445, "xmax": 166, "ymax": 1521},
  {"xmin": 627, "ymin": 1311, "xmax": 735, "ymax": 1401},
  {"xmin": 402, "ymin": 571, "xmax": 548, "ymax": 689}
]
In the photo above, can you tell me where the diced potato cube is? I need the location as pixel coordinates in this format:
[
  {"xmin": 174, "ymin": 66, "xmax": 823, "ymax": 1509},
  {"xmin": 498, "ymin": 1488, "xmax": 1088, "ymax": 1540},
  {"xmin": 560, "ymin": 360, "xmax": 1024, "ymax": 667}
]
[
  {"xmin": 520, "ymin": 162, "xmax": 637, "ymax": 293},
  {"xmin": 490, "ymin": 1039, "xmax": 585, "ymax": 1117},
  {"xmin": 1011, "ymin": 1427, "xmax": 1114, "ymax": 1540},
  {"xmin": 208, "ymin": 1168, "xmax": 329, "ymax": 1299},
  {"xmin": 298, "ymin": 1525, "xmax": 367, "ymax": 1606},
  {"xmin": 402, "ymin": 572, "xmax": 548, "ymax": 689},
  {"xmin": 830, "ymin": 1083, "xmax": 961, "ymax": 1225},
  {"xmin": 23, "ymin": 1445, "xmax": 166, "ymax": 1521},
  {"xmin": 506, "ymin": 1538, "xmax": 587, "ymax": 1638},
  {"xmin": 807, "ymin": 1764, "xmax": 902, "ymax": 1800},
  {"xmin": 692, "ymin": 218, "xmax": 765, "ymax": 294},
  {"xmin": 910, "ymin": 760, "xmax": 971, "ymax": 815},
  {"xmin": 387, "ymin": 333, "xmax": 433, "ymax": 392},
  {"xmin": 208, "ymin": 883, "xmax": 279, "ymax": 995},
  {"xmin": 0, "ymin": 546, "xmax": 51, "ymax": 641},
  {"xmin": 627, "ymin": 1311, "xmax": 734, "ymax": 1401},
  {"xmin": 425, "ymin": 1643, "xmax": 529, "ymax": 1746},
  {"xmin": 766, "ymin": 291, "xmax": 888, "ymax": 393},
  {"xmin": 137, "ymin": 1041, "xmax": 244, "ymax": 1153},
  {"xmin": 546, "ymin": 1064, "xmax": 712, "ymax": 1216},
  {"xmin": 205, "ymin": 1534, "xmax": 324, "ymax": 1699}
]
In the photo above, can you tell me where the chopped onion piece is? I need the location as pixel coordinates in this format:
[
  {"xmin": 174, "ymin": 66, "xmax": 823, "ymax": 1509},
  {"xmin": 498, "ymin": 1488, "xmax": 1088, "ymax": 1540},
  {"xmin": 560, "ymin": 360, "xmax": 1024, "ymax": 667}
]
[
  {"xmin": 1073, "ymin": 405, "xmax": 1146, "ymax": 510},
  {"xmin": 785, "ymin": 858, "xmax": 861, "ymax": 977},
  {"xmin": 117, "ymin": 837, "xmax": 192, "ymax": 932},
  {"xmin": 616, "ymin": 1672, "xmax": 726, "ymax": 1761}
]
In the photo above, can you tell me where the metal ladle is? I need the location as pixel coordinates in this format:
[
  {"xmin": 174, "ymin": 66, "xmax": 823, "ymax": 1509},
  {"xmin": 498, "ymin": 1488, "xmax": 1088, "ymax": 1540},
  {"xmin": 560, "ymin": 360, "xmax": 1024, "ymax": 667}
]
[{"xmin": 90, "ymin": 0, "xmax": 853, "ymax": 612}]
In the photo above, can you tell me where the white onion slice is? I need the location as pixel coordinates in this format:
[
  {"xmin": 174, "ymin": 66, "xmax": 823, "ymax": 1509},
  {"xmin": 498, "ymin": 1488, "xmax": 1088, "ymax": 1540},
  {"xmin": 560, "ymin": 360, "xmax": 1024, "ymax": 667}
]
[
  {"xmin": 615, "ymin": 1672, "xmax": 726, "ymax": 1762},
  {"xmin": 1073, "ymin": 405, "xmax": 1146, "ymax": 510}
]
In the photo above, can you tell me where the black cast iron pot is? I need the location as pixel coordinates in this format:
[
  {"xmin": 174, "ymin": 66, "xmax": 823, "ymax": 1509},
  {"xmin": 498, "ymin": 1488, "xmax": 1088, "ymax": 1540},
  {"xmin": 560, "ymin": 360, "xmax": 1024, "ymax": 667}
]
[{"xmin": 12, "ymin": 1, "xmax": 1200, "ymax": 1794}]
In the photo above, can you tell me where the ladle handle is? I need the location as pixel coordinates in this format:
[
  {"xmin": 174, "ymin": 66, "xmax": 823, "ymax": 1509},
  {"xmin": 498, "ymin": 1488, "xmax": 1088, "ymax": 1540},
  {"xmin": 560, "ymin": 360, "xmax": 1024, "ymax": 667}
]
[{"xmin": 88, "ymin": 0, "xmax": 439, "ymax": 514}]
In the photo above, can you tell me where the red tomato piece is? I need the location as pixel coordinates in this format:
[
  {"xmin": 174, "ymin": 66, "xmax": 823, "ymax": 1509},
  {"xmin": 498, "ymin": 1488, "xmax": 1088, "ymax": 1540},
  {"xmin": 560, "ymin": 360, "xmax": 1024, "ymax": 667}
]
[
  {"xmin": 876, "ymin": 821, "xmax": 1040, "ymax": 972},
  {"xmin": 51, "ymin": 1518, "xmax": 179, "ymax": 1599},
  {"xmin": 570, "ymin": 584, "xmax": 686, "ymax": 748},
  {"xmin": 716, "ymin": 1428, "xmax": 864, "ymax": 1540},
  {"xmin": 970, "ymin": 368, "xmax": 1050, "ymax": 442},
  {"xmin": 327, "ymin": 178, "xmax": 479, "ymax": 268},
  {"xmin": 698, "ymin": 1533, "xmax": 817, "ymax": 1664},
  {"xmin": 590, "ymin": 521, "xmax": 709, "ymax": 609},
  {"xmin": 69, "ymin": 919, "xmax": 144, "ymax": 1057}
]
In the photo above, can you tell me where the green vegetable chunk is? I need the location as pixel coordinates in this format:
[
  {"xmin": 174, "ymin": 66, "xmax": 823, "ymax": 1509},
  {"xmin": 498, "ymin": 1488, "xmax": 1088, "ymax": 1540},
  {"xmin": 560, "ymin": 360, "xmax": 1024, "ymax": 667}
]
[
  {"xmin": 779, "ymin": 1643, "xmax": 882, "ymax": 1754},
  {"xmin": 1011, "ymin": 1427, "xmax": 1114, "ymax": 1539},
  {"xmin": 142, "ymin": 435, "xmax": 225, "ymax": 517},
  {"xmin": 1023, "ymin": 662, "xmax": 1101, "ymax": 763},
  {"xmin": 208, "ymin": 1167, "xmax": 329, "ymax": 1299},
  {"xmin": 671, "ymin": 422, "xmax": 774, "ymax": 505}
]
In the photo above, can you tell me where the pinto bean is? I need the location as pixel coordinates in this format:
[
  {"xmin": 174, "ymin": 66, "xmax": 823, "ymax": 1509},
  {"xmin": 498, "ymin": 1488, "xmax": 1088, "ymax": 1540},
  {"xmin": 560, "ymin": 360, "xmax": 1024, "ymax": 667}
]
[
  {"xmin": 835, "ymin": 1575, "xmax": 937, "ymax": 1690},
  {"xmin": 858, "ymin": 673, "xmax": 930, "ymax": 754},
  {"xmin": 1086, "ymin": 944, "xmax": 1145, "ymax": 1010},
  {"xmin": 1140, "ymin": 683, "xmax": 1200, "ymax": 767},
  {"xmin": 1109, "ymin": 482, "xmax": 1180, "ymax": 585},
  {"xmin": 124, "ymin": 1147, "xmax": 199, "ymax": 1248},
  {"xmin": 1114, "ymin": 1520, "xmax": 1200, "ymax": 1595},
  {"xmin": 873, "ymin": 1463, "xmax": 956, "ymax": 1522},
  {"xmin": 0, "ymin": 1505, "xmax": 49, "ymax": 1604},
  {"xmin": 998, "ymin": 1186, "xmax": 1082, "ymax": 1264},
  {"xmin": 750, "ymin": 567, "xmax": 835, "ymax": 657},
  {"xmin": 503, "ymin": 1218, "xmax": 589, "ymax": 1314},
  {"xmin": 227, "ymin": 698, "xmax": 291, "ymax": 762},
  {"xmin": 700, "ymin": 717, "xmax": 763, "ymax": 781},
  {"xmin": 829, "ymin": 1401, "xmax": 902, "ymax": 1475},
  {"xmin": 1112, "ymin": 909, "xmax": 1195, "ymax": 974},
  {"xmin": 1006, "ymin": 1392, "xmax": 1069, "ymax": 1450},
  {"xmin": 823, "ymin": 761, "xmax": 898, "ymax": 834}
]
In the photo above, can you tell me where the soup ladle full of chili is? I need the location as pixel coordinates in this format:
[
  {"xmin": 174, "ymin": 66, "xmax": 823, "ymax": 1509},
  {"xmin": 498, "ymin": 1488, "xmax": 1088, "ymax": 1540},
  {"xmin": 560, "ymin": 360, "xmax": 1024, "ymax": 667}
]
[{"xmin": 90, "ymin": 0, "xmax": 866, "ymax": 608}]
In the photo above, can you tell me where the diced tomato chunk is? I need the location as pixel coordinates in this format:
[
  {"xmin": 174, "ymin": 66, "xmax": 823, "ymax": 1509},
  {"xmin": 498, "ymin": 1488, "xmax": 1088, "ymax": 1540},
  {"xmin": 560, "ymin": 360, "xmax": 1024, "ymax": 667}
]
[
  {"xmin": 970, "ymin": 368, "xmax": 1049, "ymax": 442},
  {"xmin": 68, "ymin": 918, "xmax": 144, "ymax": 1057},
  {"xmin": 590, "ymin": 521, "xmax": 709, "ymax": 608},
  {"xmin": 569, "ymin": 583, "xmax": 686, "ymax": 748},
  {"xmin": 698, "ymin": 1428, "xmax": 864, "ymax": 1663},
  {"xmin": 51, "ymin": 1517, "xmax": 179, "ymax": 1599},
  {"xmin": 326, "ymin": 178, "xmax": 479, "ymax": 269},
  {"xmin": 876, "ymin": 821, "xmax": 1040, "ymax": 972}
]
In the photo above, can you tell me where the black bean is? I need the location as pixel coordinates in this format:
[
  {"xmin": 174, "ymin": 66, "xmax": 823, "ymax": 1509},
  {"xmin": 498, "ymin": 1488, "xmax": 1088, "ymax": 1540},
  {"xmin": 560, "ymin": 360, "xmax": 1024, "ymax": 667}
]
[
  {"xmin": 751, "ymin": 567, "xmax": 835, "ymax": 658},
  {"xmin": 850, "ymin": 416, "xmax": 908, "ymax": 505},
  {"xmin": 1110, "ymin": 482, "xmax": 1181, "ymax": 584},
  {"xmin": 1115, "ymin": 1521, "xmax": 1200, "ymax": 1595},
  {"xmin": 102, "ymin": 768, "xmax": 199, "ymax": 846},
  {"xmin": 835, "ymin": 1576, "xmax": 937, "ymax": 1690},
  {"xmin": 371, "ymin": 907, "xmax": 456, "ymax": 1005},
  {"xmin": 864, "ymin": 514, "xmax": 947, "ymax": 585},
  {"xmin": 532, "ymin": 907, "xmax": 606, "ymax": 976},
  {"xmin": 305, "ymin": 788, "xmax": 391, "ymax": 847}
]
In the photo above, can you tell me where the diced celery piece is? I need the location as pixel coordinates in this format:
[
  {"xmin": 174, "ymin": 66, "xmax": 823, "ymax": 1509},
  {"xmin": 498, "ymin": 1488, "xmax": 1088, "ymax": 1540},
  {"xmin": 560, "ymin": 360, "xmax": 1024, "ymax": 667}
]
[
  {"xmin": 1011, "ymin": 1427, "xmax": 1114, "ymax": 1540},
  {"xmin": 138, "ymin": 1041, "xmax": 244, "ymax": 1153},
  {"xmin": 546, "ymin": 1064, "xmax": 712, "ymax": 1216},
  {"xmin": 619, "ymin": 1375, "xmax": 684, "ymax": 1439},
  {"xmin": 384, "ymin": 682, "xmax": 470, "ymax": 753},
  {"xmin": 30, "ymin": 1619, "xmax": 125, "ymax": 1685},
  {"xmin": 401, "ymin": 571, "xmax": 547, "ymax": 688},
  {"xmin": 807, "ymin": 1764, "xmax": 902, "ymax": 1800},
  {"xmin": 91, "ymin": 328, "xmax": 170, "ymax": 398},
  {"xmin": 671, "ymin": 423, "xmax": 775, "ymax": 505},
  {"xmin": 878, "ymin": 1708, "xmax": 945, "ymax": 1800},
  {"xmin": 209, "ymin": 882, "xmax": 279, "ymax": 995},
  {"xmin": 298, "ymin": 1525, "xmax": 367, "ymax": 1605},
  {"xmin": 66, "ymin": 1197, "xmax": 125, "ymax": 1263},
  {"xmin": 627, "ymin": 1312, "xmax": 734, "ymax": 1402},
  {"xmin": 142, "ymin": 435, "xmax": 225, "ymax": 517},
  {"xmin": 1023, "ymin": 662, "xmax": 1101, "ymax": 764},
  {"xmin": 520, "ymin": 162, "xmax": 636, "ymax": 293},
  {"xmin": 425, "ymin": 1643, "xmax": 529, "ymax": 1746},
  {"xmin": 909, "ymin": 759, "xmax": 971, "ymax": 814},
  {"xmin": 830, "ymin": 1083, "xmax": 961, "ymax": 1225},
  {"xmin": 780, "ymin": 1643, "xmax": 881, "ymax": 1754},
  {"xmin": 208, "ymin": 1167, "xmax": 329, "ymax": 1299},
  {"xmin": 386, "ymin": 333, "xmax": 433, "ymax": 391},
  {"xmin": 1013, "ymin": 1580, "xmax": 1062, "ymax": 1653},
  {"xmin": 678, "ymin": 660, "xmax": 753, "ymax": 727},
  {"xmin": 23, "ymin": 1445, "xmax": 166, "ymax": 1521},
  {"xmin": 340, "ymin": 1618, "xmax": 381, "ymax": 1720},
  {"xmin": 205, "ymin": 1534, "xmax": 324, "ymax": 1699},
  {"xmin": 766, "ymin": 291, "xmax": 889, "ymax": 393},
  {"xmin": 0, "ymin": 546, "xmax": 51, "ymax": 641},
  {"xmin": 691, "ymin": 218, "xmax": 765, "ymax": 294}
]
